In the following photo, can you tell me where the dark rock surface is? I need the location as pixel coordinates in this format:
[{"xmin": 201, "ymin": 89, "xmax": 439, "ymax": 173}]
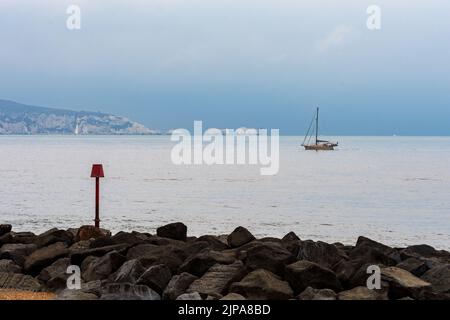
[
  {"xmin": 157, "ymin": 223, "xmax": 187, "ymax": 241},
  {"xmin": 0, "ymin": 224, "xmax": 448, "ymax": 300}
]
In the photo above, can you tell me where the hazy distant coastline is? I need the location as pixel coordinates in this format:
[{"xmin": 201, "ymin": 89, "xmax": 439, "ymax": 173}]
[{"xmin": 0, "ymin": 99, "xmax": 160, "ymax": 135}]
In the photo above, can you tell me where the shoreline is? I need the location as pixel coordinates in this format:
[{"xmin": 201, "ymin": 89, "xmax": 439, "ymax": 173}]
[{"xmin": 0, "ymin": 223, "xmax": 449, "ymax": 300}]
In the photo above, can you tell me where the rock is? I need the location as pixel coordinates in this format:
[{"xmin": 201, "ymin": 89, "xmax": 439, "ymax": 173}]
[
  {"xmin": 89, "ymin": 236, "xmax": 115, "ymax": 249},
  {"xmin": 0, "ymin": 224, "xmax": 12, "ymax": 237},
  {"xmin": 127, "ymin": 244, "xmax": 184, "ymax": 274},
  {"xmin": 80, "ymin": 280, "xmax": 104, "ymax": 297},
  {"xmin": 221, "ymin": 293, "xmax": 246, "ymax": 300},
  {"xmin": 421, "ymin": 264, "xmax": 450, "ymax": 294},
  {"xmin": 297, "ymin": 287, "xmax": 337, "ymax": 300},
  {"xmin": 111, "ymin": 259, "xmax": 146, "ymax": 284},
  {"xmin": 0, "ymin": 243, "xmax": 37, "ymax": 266},
  {"xmin": 187, "ymin": 261, "xmax": 246, "ymax": 297},
  {"xmin": 349, "ymin": 246, "xmax": 398, "ymax": 267},
  {"xmin": 110, "ymin": 231, "xmax": 148, "ymax": 246},
  {"xmin": 178, "ymin": 249, "xmax": 236, "ymax": 277},
  {"xmin": 354, "ymin": 236, "xmax": 401, "ymax": 264},
  {"xmin": 0, "ymin": 232, "xmax": 13, "ymax": 245},
  {"xmin": 179, "ymin": 241, "xmax": 211, "ymax": 260},
  {"xmin": 285, "ymin": 260, "xmax": 342, "ymax": 294},
  {"xmin": 101, "ymin": 283, "xmax": 161, "ymax": 300},
  {"xmin": 82, "ymin": 251, "xmax": 126, "ymax": 282},
  {"xmin": 162, "ymin": 272, "xmax": 198, "ymax": 300},
  {"xmin": 76, "ymin": 226, "xmax": 111, "ymax": 241},
  {"xmin": 227, "ymin": 227, "xmax": 255, "ymax": 248},
  {"xmin": 296, "ymin": 240, "xmax": 347, "ymax": 270},
  {"xmin": 176, "ymin": 292, "xmax": 202, "ymax": 300},
  {"xmin": 146, "ymin": 236, "xmax": 186, "ymax": 247},
  {"xmin": 68, "ymin": 240, "xmax": 91, "ymax": 254},
  {"xmin": 0, "ymin": 259, "xmax": 21, "ymax": 273},
  {"xmin": 245, "ymin": 242, "xmax": 295, "ymax": 275},
  {"xmin": 333, "ymin": 259, "xmax": 364, "ymax": 288},
  {"xmin": 338, "ymin": 286, "xmax": 388, "ymax": 300},
  {"xmin": 230, "ymin": 269, "xmax": 293, "ymax": 300},
  {"xmin": 57, "ymin": 289, "xmax": 98, "ymax": 300},
  {"xmin": 70, "ymin": 244, "xmax": 128, "ymax": 265},
  {"xmin": 0, "ymin": 272, "xmax": 41, "ymax": 291},
  {"xmin": 38, "ymin": 257, "xmax": 71, "ymax": 282},
  {"xmin": 401, "ymin": 244, "xmax": 450, "ymax": 259},
  {"xmin": 196, "ymin": 235, "xmax": 229, "ymax": 251},
  {"xmin": 10, "ymin": 232, "xmax": 36, "ymax": 244},
  {"xmin": 381, "ymin": 266, "xmax": 431, "ymax": 299},
  {"xmin": 282, "ymin": 231, "xmax": 300, "ymax": 242},
  {"xmin": 137, "ymin": 264, "xmax": 172, "ymax": 294},
  {"xmin": 24, "ymin": 242, "xmax": 69, "ymax": 275},
  {"xmin": 34, "ymin": 228, "xmax": 74, "ymax": 248},
  {"xmin": 344, "ymin": 262, "xmax": 380, "ymax": 289},
  {"xmin": 156, "ymin": 222, "xmax": 187, "ymax": 241},
  {"xmin": 396, "ymin": 258, "xmax": 429, "ymax": 277}
]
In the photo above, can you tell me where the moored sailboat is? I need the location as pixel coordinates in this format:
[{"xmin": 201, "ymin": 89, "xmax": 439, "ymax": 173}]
[{"xmin": 302, "ymin": 107, "xmax": 338, "ymax": 150}]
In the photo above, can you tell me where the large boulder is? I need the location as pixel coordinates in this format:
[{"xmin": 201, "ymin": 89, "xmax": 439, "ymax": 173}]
[
  {"xmin": 24, "ymin": 242, "xmax": 69, "ymax": 275},
  {"xmin": 137, "ymin": 264, "xmax": 172, "ymax": 294},
  {"xmin": 127, "ymin": 244, "xmax": 185, "ymax": 274},
  {"xmin": 76, "ymin": 226, "xmax": 111, "ymax": 241},
  {"xmin": 34, "ymin": 228, "xmax": 74, "ymax": 248},
  {"xmin": 38, "ymin": 257, "xmax": 71, "ymax": 290},
  {"xmin": 162, "ymin": 272, "xmax": 198, "ymax": 300},
  {"xmin": 0, "ymin": 224, "xmax": 12, "ymax": 237},
  {"xmin": 297, "ymin": 287, "xmax": 337, "ymax": 300},
  {"xmin": 196, "ymin": 235, "xmax": 229, "ymax": 251},
  {"xmin": 110, "ymin": 231, "xmax": 148, "ymax": 246},
  {"xmin": 245, "ymin": 242, "xmax": 295, "ymax": 276},
  {"xmin": 0, "ymin": 232, "xmax": 13, "ymax": 245},
  {"xmin": 230, "ymin": 269, "xmax": 294, "ymax": 300},
  {"xmin": 421, "ymin": 264, "xmax": 450, "ymax": 295},
  {"xmin": 401, "ymin": 245, "xmax": 450, "ymax": 264},
  {"xmin": 396, "ymin": 258, "xmax": 430, "ymax": 277},
  {"xmin": 70, "ymin": 244, "xmax": 128, "ymax": 265},
  {"xmin": 352, "ymin": 236, "xmax": 401, "ymax": 264},
  {"xmin": 338, "ymin": 286, "xmax": 388, "ymax": 300},
  {"xmin": 111, "ymin": 259, "xmax": 146, "ymax": 284},
  {"xmin": 0, "ymin": 243, "xmax": 37, "ymax": 266},
  {"xmin": 0, "ymin": 272, "xmax": 41, "ymax": 291},
  {"xmin": 178, "ymin": 249, "xmax": 236, "ymax": 277},
  {"xmin": 82, "ymin": 251, "xmax": 125, "ymax": 282},
  {"xmin": 0, "ymin": 259, "xmax": 21, "ymax": 273},
  {"xmin": 296, "ymin": 240, "xmax": 347, "ymax": 270},
  {"xmin": 101, "ymin": 283, "xmax": 161, "ymax": 300},
  {"xmin": 282, "ymin": 231, "xmax": 300, "ymax": 242},
  {"xmin": 9, "ymin": 232, "xmax": 36, "ymax": 244},
  {"xmin": 381, "ymin": 266, "xmax": 431, "ymax": 299},
  {"xmin": 157, "ymin": 222, "xmax": 187, "ymax": 241},
  {"xmin": 227, "ymin": 227, "xmax": 255, "ymax": 248},
  {"xmin": 80, "ymin": 280, "xmax": 104, "ymax": 297},
  {"xmin": 187, "ymin": 261, "xmax": 246, "ymax": 297},
  {"xmin": 285, "ymin": 260, "xmax": 342, "ymax": 294}
]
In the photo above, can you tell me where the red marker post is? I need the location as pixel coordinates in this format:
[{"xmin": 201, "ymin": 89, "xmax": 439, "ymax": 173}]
[{"xmin": 90, "ymin": 164, "xmax": 105, "ymax": 228}]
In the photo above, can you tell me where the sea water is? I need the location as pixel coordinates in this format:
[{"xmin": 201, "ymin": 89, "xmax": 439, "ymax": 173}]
[{"xmin": 0, "ymin": 135, "xmax": 449, "ymax": 250}]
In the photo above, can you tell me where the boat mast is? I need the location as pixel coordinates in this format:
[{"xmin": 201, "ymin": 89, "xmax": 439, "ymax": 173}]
[{"xmin": 315, "ymin": 107, "xmax": 319, "ymax": 144}]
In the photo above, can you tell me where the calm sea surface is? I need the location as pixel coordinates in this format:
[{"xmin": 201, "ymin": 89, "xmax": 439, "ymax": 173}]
[{"xmin": 0, "ymin": 136, "xmax": 449, "ymax": 250}]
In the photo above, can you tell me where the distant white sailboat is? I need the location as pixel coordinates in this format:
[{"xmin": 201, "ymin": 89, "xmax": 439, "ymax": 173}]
[{"xmin": 74, "ymin": 119, "xmax": 79, "ymax": 135}]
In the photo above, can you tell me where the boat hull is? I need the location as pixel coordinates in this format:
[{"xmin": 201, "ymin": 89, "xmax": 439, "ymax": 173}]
[{"xmin": 303, "ymin": 144, "xmax": 337, "ymax": 151}]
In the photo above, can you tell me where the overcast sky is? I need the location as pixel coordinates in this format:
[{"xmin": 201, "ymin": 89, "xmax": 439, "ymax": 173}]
[{"xmin": 1, "ymin": 0, "xmax": 449, "ymax": 135}]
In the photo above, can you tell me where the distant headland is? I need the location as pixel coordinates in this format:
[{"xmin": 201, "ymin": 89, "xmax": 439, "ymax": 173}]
[{"xmin": 0, "ymin": 99, "xmax": 160, "ymax": 135}]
